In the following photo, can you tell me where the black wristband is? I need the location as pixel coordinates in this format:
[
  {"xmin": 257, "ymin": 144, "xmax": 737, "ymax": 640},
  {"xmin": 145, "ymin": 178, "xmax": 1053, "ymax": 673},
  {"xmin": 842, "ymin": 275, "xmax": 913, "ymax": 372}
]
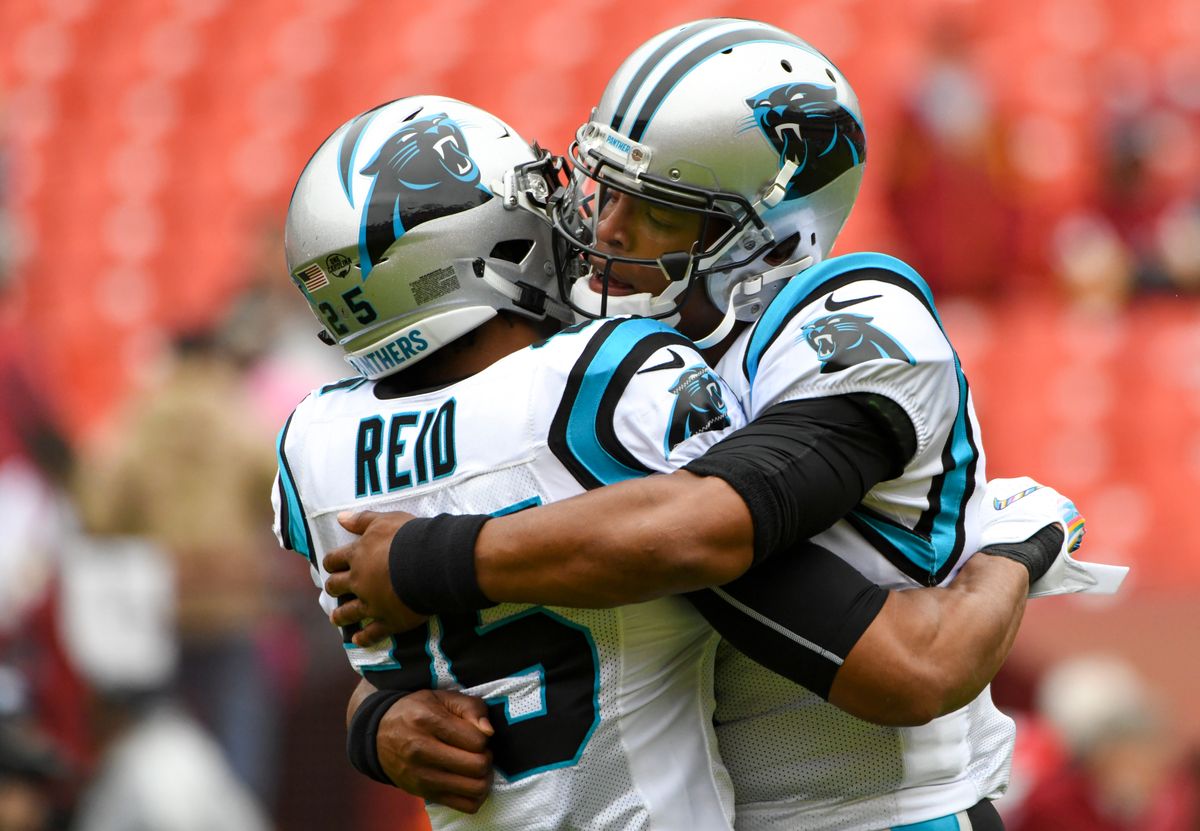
[
  {"xmin": 389, "ymin": 514, "xmax": 495, "ymax": 615},
  {"xmin": 981, "ymin": 524, "xmax": 1064, "ymax": 583},
  {"xmin": 346, "ymin": 689, "xmax": 410, "ymax": 786}
]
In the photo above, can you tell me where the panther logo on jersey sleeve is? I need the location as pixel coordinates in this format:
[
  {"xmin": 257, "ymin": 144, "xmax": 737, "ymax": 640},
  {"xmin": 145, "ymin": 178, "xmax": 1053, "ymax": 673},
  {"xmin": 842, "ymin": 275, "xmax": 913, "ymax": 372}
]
[
  {"xmin": 801, "ymin": 312, "xmax": 914, "ymax": 374},
  {"xmin": 357, "ymin": 112, "xmax": 492, "ymax": 277},
  {"xmin": 665, "ymin": 367, "xmax": 731, "ymax": 454}
]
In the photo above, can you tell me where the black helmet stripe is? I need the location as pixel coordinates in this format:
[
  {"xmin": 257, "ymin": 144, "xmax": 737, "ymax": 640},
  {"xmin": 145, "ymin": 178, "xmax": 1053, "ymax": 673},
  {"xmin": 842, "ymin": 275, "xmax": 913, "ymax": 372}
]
[
  {"xmin": 609, "ymin": 19, "xmax": 729, "ymax": 135},
  {"xmin": 626, "ymin": 27, "xmax": 804, "ymax": 143}
]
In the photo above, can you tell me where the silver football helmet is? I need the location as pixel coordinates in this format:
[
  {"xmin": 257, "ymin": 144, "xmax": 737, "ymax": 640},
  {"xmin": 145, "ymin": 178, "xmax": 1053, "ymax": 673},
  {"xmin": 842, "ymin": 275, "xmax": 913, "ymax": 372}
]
[
  {"xmin": 285, "ymin": 96, "xmax": 570, "ymax": 379},
  {"xmin": 554, "ymin": 18, "xmax": 867, "ymax": 347}
]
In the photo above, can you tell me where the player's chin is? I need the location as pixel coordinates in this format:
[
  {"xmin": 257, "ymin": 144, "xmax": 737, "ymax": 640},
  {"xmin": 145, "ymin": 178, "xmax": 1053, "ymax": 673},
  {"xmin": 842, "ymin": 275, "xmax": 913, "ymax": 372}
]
[{"xmin": 587, "ymin": 271, "xmax": 639, "ymax": 296}]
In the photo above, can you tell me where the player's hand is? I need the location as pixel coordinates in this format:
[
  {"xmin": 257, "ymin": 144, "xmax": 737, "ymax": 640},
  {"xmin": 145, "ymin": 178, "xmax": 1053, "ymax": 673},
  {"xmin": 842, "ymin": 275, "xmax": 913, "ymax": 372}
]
[
  {"xmin": 376, "ymin": 689, "xmax": 496, "ymax": 813},
  {"xmin": 980, "ymin": 476, "xmax": 1128, "ymax": 598},
  {"xmin": 324, "ymin": 510, "xmax": 429, "ymax": 644}
]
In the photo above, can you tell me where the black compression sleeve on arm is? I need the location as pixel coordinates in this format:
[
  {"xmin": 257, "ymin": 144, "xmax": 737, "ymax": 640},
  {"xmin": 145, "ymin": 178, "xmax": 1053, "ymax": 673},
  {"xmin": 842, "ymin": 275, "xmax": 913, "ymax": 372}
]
[
  {"xmin": 683, "ymin": 394, "xmax": 914, "ymax": 564},
  {"xmin": 685, "ymin": 539, "xmax": 888, "ymax": 698}
]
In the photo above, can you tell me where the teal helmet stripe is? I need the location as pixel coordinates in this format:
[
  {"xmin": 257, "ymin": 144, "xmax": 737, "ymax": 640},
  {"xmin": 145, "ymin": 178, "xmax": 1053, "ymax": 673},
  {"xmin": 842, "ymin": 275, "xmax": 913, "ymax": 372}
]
[
  {"xmin": 626, "ymin": 28, "xmax": 807, "ymax": 143},
  {"xmin": 608, "ymin": 18, "xmax": 729, "ymax": 135}
]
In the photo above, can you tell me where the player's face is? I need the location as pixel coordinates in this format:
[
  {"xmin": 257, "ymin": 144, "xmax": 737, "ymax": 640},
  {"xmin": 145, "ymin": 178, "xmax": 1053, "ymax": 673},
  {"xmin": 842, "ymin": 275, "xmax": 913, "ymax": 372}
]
[
  {"xmin": 589, "ymin": 188, "xmax": 726, "ymax": 341},
  {"xmin": 589, "ymin": 187, "xmax": 702, "ymax": 295}
]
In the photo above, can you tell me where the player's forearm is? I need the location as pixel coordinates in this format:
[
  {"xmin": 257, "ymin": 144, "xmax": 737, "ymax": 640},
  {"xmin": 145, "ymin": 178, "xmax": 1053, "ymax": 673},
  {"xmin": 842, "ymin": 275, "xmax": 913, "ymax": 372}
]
[
  {"xmin": 475, "ymin": 470, "xmax": 754, "ymax": 607},
  {"xmin": 347, "ymin": 677, "xmax": 379, "ymax": 729},
  {"xmin": 912, "ymin": 554, "xmax": 1028, "ymax": 712},
  {"xmin": 829, "ymin": 554, "xmax": 1027, "ymax": 725}
]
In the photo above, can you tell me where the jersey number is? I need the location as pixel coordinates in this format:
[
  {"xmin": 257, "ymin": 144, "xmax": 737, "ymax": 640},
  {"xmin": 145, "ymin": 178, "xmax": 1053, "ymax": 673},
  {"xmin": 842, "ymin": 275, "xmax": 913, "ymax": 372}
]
[
  {"xmin": 367, "ymin": 609, "xmax": 599, "ymax": 780},
  {"xmin": 319, "ymin": 288, "xmax": 379, "ymax": 337}
]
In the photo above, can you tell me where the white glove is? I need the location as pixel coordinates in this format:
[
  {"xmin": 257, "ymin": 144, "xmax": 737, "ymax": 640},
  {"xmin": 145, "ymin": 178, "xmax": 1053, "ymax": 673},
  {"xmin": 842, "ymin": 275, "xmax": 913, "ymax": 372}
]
[{"xmin": 979, "ymin": 476, "xmax": 1129, "ymax": 598}]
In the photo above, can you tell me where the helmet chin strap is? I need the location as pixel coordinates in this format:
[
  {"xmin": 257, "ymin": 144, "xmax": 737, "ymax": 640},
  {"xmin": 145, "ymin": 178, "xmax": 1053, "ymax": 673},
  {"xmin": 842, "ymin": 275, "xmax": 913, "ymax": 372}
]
[
  {"xmin": 568, "ymin": 278, "xmax": 681, "ymax": 327},
  {"xmin": 692, "ymin": 255, "xmax": 815, "ymax": 350},
  {"xmin": 692, "ymin": 302, "xmax": 738, "ymax": 350},
  {"xmin": 477, "ymin": 260, "xmax": 574, "ymax": 323}
]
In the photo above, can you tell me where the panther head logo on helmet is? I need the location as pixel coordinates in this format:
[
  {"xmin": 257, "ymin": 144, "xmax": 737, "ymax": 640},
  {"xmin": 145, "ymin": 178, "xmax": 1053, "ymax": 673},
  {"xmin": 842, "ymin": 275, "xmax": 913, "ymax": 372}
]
[
  {"xmin": 356, "ymin": 112, "xmax": 492, "ymax": 277},
  {"xmin": 745, "ymin": 82, "xmax": 867, "ymax": 200}
]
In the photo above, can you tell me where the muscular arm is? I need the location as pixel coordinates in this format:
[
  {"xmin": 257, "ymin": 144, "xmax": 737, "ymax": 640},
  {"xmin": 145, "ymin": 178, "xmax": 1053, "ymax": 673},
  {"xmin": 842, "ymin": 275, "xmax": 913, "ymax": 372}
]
[
  {"xmin": 476, "ymin": 394, "xmax": 906, "ymax": 608},
  {"xmin": 829, "ymin": 554, "xmax": 1028, "ymax": 725},
  {"xmin": 475, "ymin": 470, "xmax": 753, "ymax": 607}
]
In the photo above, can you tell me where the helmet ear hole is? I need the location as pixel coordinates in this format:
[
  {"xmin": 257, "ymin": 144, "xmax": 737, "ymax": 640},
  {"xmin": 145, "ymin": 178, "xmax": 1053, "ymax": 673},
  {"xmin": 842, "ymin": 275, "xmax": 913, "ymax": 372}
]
[
  {"xmin": 764, "ymin": 232, "xmax": 801, "ymax": 266},
  {"xmin": 489, "ymin": 239, "xmax": 535, "ymax": 264}
]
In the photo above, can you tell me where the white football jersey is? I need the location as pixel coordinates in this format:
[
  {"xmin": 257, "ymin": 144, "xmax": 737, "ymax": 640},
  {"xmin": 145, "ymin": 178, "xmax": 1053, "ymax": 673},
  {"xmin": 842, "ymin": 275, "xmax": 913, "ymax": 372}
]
[
  {"xmin": 714, "ymin": 253, "xmax": 1012, "ymax": 831},
  {"xmin": 274, "ymin": 318, "xmax": 743, "ymax": 831}
]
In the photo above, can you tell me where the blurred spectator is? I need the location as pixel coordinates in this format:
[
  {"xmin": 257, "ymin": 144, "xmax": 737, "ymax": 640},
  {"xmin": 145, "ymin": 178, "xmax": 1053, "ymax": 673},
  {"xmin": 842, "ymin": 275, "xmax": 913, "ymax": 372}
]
[
  {"xmin": 1009, "ymin": 654, "xmax": 1198, "ymax": 831},
  {"xmin": 1057, "ymin": 105, "xmax": 1200, "ymax": 306},
  {"xmin": 219, "ymin": 218, "xmax": 350, "ymax": 431},
  {"xmin": 72, "ymin": 331, "xmax": 284, "ymax": 807},
  {"xmin": 0, "ymin": 273, "xmax": 89, "ymax": 776},
  {"xmin": 883, "ymin": 13, "xmax": 1020, "ymax": 298},
  {"xmin": 60, "ymin": 536, "xmax": 269, "ymax": 831},
  {"xmin": 1050, "ymin": 212, "xmax": 1135, "ymax": 312},
  {"xmin": 0, "ymin": 667, "xmax": 68, "ymax": 831},
  {"xmin": 217, "ymin": 224, "xmax": 395, "ymax": 830},
  {"xmin": 1153, "ymin": 194, "xmax": 1200, "ymax": 293}
]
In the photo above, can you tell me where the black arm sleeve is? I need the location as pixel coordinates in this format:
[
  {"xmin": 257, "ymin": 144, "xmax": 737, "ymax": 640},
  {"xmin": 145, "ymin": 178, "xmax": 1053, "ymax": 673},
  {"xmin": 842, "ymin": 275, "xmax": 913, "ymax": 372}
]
[
  {"xmin": 683, "ymin": 393, "xmax": 915, "ymax": 565},
  {"xmin": 685, "ymin": 540, "xmax": 888, "ymax": 699}
]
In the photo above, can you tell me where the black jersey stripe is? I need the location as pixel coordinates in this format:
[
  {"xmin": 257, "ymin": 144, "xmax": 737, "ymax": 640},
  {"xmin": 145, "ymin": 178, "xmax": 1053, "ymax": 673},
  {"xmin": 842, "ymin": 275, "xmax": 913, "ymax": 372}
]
[
  {"xmin": 549, "ymin": 318, "xmax": 693, "ymax": 490},
  {"xmin": 914, "ymin": 373, "xmax": 981, "ymax": 576},
  {"xmin": 550, "ymin": 320, "xmax": 623, "ymax": 490},
  {"xmin": 597, "ymin": 330, "xmax": 697, "ymax": 473},
  {"xmin": 320, "ymin": 376, "xmax": 368, "ymax": 395},
  {"xmin": 843, "ymin": 507, "xmax": 935, "ymax": 585},
  {"xmin": 275, "ymin": 473, "xmax": 292, "ymax": 552}
]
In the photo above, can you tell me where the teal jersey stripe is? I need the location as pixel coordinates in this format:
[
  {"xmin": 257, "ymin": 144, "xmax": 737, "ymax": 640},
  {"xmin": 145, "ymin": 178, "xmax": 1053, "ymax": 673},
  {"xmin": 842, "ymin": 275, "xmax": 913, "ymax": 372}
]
[
  {"xmin": 849, "ymin": 508, "xmax": 940, "ymax": 575},
  {"xmin": 275, "ymin": 413, "xmax": 314, "ymax": 564},
  {"xmin": 561, "ymin": 317, "xmax": 680, "ymax": 487},
  {"xmin": 744, "ymin": 252, "xmax": 939, "ymax": 385},
  {"xmin": 891, "ymin": 813, "xmax": 961, "ymax": 831}
]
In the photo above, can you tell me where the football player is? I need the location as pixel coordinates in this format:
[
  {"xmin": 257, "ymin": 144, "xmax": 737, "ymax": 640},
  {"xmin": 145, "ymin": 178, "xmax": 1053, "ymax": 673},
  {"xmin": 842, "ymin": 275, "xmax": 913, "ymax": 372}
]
[
  {"xmin": 275, "ymin": 95, "xmax": 748, "ymax": 830},
  {"xmin": 325, "ymin": 19, "xmax": 1125, "ymax": 830}
]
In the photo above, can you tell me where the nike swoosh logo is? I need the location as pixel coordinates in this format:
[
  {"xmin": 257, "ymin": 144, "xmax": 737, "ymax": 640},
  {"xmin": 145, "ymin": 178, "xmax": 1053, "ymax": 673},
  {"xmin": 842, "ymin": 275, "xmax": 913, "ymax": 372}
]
[
  {"xmin": 637, "ymin": 349, "xmax": 686, "ymax": 374},
  {"xmin": 993, "ymin": 485, "xmax": 1041, "ymax": 511},
  {"xmin": 824, "ymin": 293, "xmax": 882, "ymax": 311}
]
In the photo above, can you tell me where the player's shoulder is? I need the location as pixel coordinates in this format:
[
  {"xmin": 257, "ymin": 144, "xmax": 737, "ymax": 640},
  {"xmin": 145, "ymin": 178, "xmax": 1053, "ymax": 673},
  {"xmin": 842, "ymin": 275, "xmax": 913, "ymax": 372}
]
[
  {"xmin": 529, "ymin": 316, "xmax": 698, "ymax": 383},
  {"xmin": 540, "ymin": 317, "xmax": 740, "ymax": 486},
  {"xmin": 276, "ymin": 375, "xmax": 371, "ymax": 446},
  {"xmin": 742, "ymin": 252, "xmax": 945, "ymax": 383},
  {"xmin": 763, "ymin": 252, "xmax": 938, "ymax": 332}
]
